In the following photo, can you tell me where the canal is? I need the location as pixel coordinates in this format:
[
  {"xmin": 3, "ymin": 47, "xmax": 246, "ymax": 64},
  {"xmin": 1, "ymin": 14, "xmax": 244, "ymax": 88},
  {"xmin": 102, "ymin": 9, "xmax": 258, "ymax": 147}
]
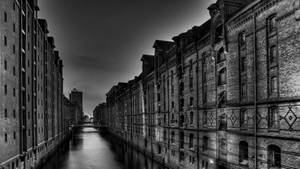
[{"xmin": 40, "ymin": 128, "xmax": 163, "ymax": 169}]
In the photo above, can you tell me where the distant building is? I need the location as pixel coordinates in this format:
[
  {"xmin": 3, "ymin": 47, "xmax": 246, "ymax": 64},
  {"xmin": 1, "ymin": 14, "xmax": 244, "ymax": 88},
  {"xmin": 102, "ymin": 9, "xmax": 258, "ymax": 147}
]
[
  {"xmin": 63, "ymin": 95, "xmax": 81, "ymax": 126},
  {"xmin": 69, "ymin": 88, "xmax": 84, "ymax": 121},
  {"xmin": 93, "ymin": 103, "xmax": 107, "ymax": 126}
]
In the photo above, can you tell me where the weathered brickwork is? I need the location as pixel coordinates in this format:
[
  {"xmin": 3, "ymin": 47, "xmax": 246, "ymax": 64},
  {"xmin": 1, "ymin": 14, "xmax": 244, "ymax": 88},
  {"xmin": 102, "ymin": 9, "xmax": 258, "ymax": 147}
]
[
  {"xmin": 97, "ymin": 0, "xmax": 300, "ymax": 169},
  {"xmin": 0, "ymin": 0, "xmax": 67, "ymax": 169}
]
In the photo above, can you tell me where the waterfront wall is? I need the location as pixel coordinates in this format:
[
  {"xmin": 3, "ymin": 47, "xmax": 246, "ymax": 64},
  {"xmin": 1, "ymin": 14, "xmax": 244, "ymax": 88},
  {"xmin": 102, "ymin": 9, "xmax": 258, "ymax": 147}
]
[{"xmin": 97, "ymin": 0, "xmax": 300, "ymax": 169}]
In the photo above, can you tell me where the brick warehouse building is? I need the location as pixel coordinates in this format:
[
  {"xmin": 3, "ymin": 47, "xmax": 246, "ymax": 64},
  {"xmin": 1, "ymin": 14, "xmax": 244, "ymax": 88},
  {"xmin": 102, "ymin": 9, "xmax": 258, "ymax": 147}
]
[
  {"xmin": 0, "ymin": 0, "xmax": 67, "ymax": 169},
  {"xmin": 98, "ymin": 0, "xmax": 300, "ymax": 169}
]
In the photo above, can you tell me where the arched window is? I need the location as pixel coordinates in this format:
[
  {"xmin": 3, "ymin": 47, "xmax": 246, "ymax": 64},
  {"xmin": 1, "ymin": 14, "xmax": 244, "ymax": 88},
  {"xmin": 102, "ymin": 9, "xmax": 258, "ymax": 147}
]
[
  {"xmin": 217, "ymin": 47, "xmax": 225, "ymax": 63},
  {"xmin": 218, "ymin": 68, "xmax": 227, "ymax": 85},
  {"xmin": 239, "ymin": 141, "xmax": 249, "ymax": 166},
  {"xmin": 268, "ymin": 15, "xmax": 277, "ymax": 33},
  {"xmin": 268, "ymin": 145, "xmax": 281, "ymax": 168}
]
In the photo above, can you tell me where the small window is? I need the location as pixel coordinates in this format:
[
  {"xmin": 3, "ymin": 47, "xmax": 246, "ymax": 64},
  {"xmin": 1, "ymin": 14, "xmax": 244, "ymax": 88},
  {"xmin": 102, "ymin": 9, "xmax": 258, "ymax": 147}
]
[
  {"xmin": 241, "ymin": 83, "xmax": 247, "ymax": 98},
  {"xmin": 4, "ymin": 133, "xmax": 8, "ymax": 142},
  {"xmin": 241, "ymin": 57, "xmax": 246, "ymax": 72},
  {"xmin": 4, "ymin": 85, "xmax": 7, "ymax": 95},
  {"xmin": 217, "ymin": 47, "xmax": 225, "ymax": 62},
  {"xmin": 239, "ymin": 32, "xmax": 246, "ymax": 48},
  {"xmin": 218, "ymin": 68, "xmax": 226, "ymax": 85},
  {"xmin": 13, "ymin": 67, "xmax": 16, "ymax": 76},
  {"xmin": 171, "ymin": 101, "xmax": 174, "ymax": 108},
  {"xmin": 190, "ymin": 111, "xmax": 194, "ymax": 124},
  {"xmin": 268, "ymin": 107, "xmax": 278, "ymax": 129},
  {"xmin": 4, "ymin": 60, "xmax": 7, "ymax": 70},
  {"xmin": 270, "ymin": 76, "xmax": 278, "ymax": 95},
  {"xmin": 267, "ymin": 145, "xmax": 281, "ymax": 168},
  {"xmin": 13, "ymin": 88, "xmax": 15, "ymax": 97},
  {"xmin": 269, "ymin": 45, "xmax": 277, "ymax": 64},
  {"xmin": 268, "ymin": 15, "xmax": 277, "ymax": 33},
  {"xmin": 189, "ymin": 133, "xmax": 194, "ymax": 148},
  {"xmin": 13, "ymin": 23, "xmax": 16, "ymax": 32},
  {"xmin": 239, "ymin": 141, "xmax": 249, "ymax": 166},
  {"xmin": 4, "ymin": 12, "xmax": 7, "ymax": 22},
  {"xmin": 179, "ymin": 131, "xmax": 184, "ymax": 149},
  {"xmin": 4, "ymin": 108, "xmax": 8, "ymax": 119},
  {"xmin": 4, "ymin": 36, "xmax": 7, "ymax": 46},
  {"xmin": 13, "ymin": 44, "xmax": 16, "ymax": 54},
  {"xmin": 203, "ymin": 111, "xmax": 208, "ymax": 125},
  {"xmin": 240, "ymin": 109, "xmax": 247, "ymax": 127},
  {"xmin": 189, "ymin": 97, "xmax": 194, "ymax": 106},
  {"xmin": 13, "ymin": 132, "xmax": 16, "ymax": 139},
  {"xmin": 203, "ymin": 136, "xmax": 208, "ymax": 151},
  {"xmin": 171, "ymin": 131, "xmax": 175, "ymax": 143}
]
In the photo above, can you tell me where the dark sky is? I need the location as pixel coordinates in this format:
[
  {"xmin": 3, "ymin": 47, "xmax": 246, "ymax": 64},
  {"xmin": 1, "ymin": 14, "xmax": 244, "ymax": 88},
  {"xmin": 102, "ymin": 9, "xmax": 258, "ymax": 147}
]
[{"xmin": 38, "ymin": 0, "xmax": 215, "ymax": 115}]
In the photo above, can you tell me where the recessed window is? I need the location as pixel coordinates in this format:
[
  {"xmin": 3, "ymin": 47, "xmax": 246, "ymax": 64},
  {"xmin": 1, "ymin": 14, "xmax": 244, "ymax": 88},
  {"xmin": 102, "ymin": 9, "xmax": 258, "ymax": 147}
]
[
  {"xmin": 239, "ymin": 141, "xmax": 249, "ymax": 166},
  {"xmin": 270, "ymin": 76, "xmax": 278, "ymax": 95},
  {"xmin": 240, "ymin": 109, "xmax": 247, "ymax": 127},
  {"xmin": 269, "ymin": 45, "xmax": 277, "ymax": 64},
  {"xmin": 13, "ymin": 88, "xmax": 16, "ymax": 97},
  {"xmin": 13, "ymin": 23, "xmax": 16, "ymax": 32},
  {"xmin": 268, "ymin": 107, "xmax": 278, "ymax": 129},
  {"xmin": 13, "ymin": 44, "xmax": 16, "ymax": 54},
  {"xmin": 4, "ymin": 60, "xmax": 7, "ymax": 70},
  {"xmin": 217, "ymin": 47, "xmax": 225, "ymax": 63},
  {"xmin": 203, "ymin": 111, "xmax": 207, "ymax": 125},
  {"xmin": 13, "ymin": 132, "xmax": 16, "ymax": 139},
  {"xmin": 268, "ymin": 15, "xmax": 277, "ymax": 33},
  {"xmin": 4, "ymin": 12, "xmax": 7, "ymax": 22},
  {"xmin": 241, "ymin": 83, "xmax": 247, "ymax": 98},
  {"xmin": 218, "ymin": 68, "xmax": 226, "ymax": 85},
  {"xmin": 190, "ymin": 111, "xmax": 194, "ymax": 124},
  {"xmin": 13, "ymin": 66, "xmax": 16, "ymax": 76},
  {"xmin": 4, "ymin": 108, "xmax": 8, "ymax": 119},
  {"xmin": 189, "ymin": 133, "xmax": 194, "ymax": 148},
  {"xmin": 239, "ymin": 32, "xmax": 246, "ymax": 48},
  {"xmin": 189, "ymin": 97, "xmax": 194, "ymax": 106},
  {"xmin": 241, "ymin": 57, "xmax": 246, "ymax": 72},
  {"xmin": 4, "ymin": 85, "xmax": 7, "ymax": 95},
  {"xmin": 267, "ymin": 145, "xmax": 281, "ymax": 168},
  {"xmin": 4, "ymin": 133, "xmax": 8, "ymax": 143},
  {"xmin": 203, "ymin": 136, "xmax": 208, "ymax": 151},
  {"xmin": 13, "ymin": 109, "xmax": 16, "ymax": 118},
  {"xmin": 4, "ymin": 36, "xmax": 7, "ymax": 46}
]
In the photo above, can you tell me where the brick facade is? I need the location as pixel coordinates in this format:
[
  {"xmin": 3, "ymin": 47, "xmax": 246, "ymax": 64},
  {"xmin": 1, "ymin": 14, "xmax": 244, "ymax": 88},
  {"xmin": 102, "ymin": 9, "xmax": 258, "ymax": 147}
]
[{"xmin": 99, "ymin": 0, "xmax": 300, "ymax": 169}]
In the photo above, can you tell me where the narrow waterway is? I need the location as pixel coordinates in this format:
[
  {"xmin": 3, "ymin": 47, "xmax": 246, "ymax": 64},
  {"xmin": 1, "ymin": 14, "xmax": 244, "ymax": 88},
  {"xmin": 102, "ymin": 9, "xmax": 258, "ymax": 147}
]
[{"xmin": 40, "ymin": 128, "xmax": 163, "ymax": 169}]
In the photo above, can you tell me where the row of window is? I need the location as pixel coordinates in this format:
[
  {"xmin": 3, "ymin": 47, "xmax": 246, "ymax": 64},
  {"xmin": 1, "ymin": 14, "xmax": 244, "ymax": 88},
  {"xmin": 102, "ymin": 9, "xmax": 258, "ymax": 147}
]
[
  {"xmin": 3, "ymin": 131, "xmax": 17, "ymax": 143},
  {"xmin": 4, "ymin": 85, "xmax": 16, "ymax": 96}
]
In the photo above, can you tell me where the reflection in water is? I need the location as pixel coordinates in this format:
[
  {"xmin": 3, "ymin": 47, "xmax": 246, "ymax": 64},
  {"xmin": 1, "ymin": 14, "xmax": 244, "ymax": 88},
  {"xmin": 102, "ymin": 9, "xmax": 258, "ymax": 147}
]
[{"xmin": 40, "ymin": 128, "xmax": 164, "ymax": 169}]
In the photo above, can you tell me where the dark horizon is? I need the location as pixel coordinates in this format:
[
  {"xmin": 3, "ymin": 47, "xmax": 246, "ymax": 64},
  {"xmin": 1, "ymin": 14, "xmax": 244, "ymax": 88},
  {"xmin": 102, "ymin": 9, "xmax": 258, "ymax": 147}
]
[{"xmin": 38, "ymin": 0, "xmax": 214, "ymax": 115}]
